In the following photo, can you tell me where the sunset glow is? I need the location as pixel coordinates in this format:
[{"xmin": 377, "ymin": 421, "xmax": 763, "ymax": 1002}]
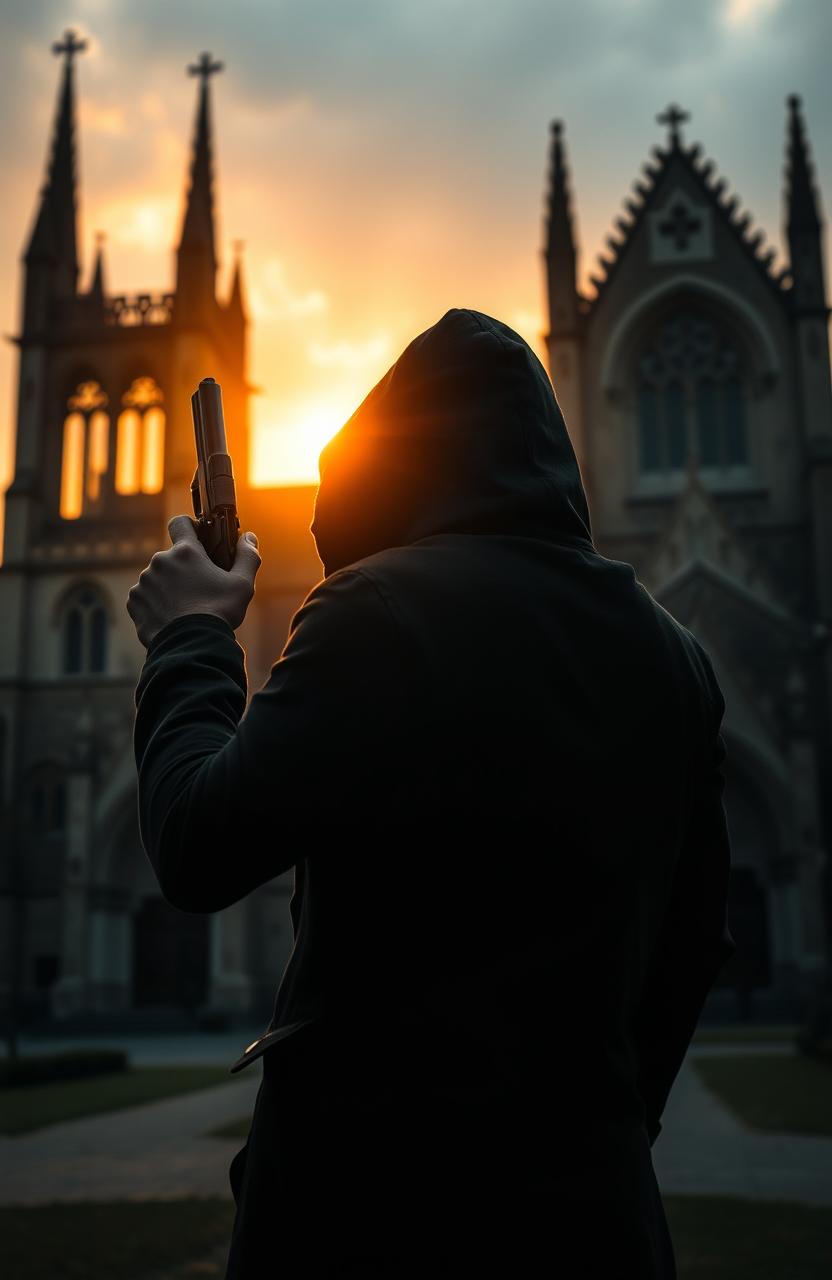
[
  {"xmin": 252, "ymin": 396, "xmax": 352, "ymax": 486},
  {"xmin": 1, "ymin": 1, "xmax": 827, "ymax": 542}
]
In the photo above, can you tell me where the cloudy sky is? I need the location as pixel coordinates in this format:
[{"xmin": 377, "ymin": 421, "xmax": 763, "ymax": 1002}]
[{"xmin": 0, "ymin": 0, "xmax": 829, "ymax": 527}]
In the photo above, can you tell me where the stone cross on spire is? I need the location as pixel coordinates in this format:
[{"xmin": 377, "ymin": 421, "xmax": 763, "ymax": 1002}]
[
  {"xmin": 656, "ymin": 103, "xmax": 690, "ymax": 149},
  {"xmin": 52, "ymin": 28, "xmax": 88, "ymax": 66},
  {"xmin": 176, "ymin": 51, "xmax": 223, "ymax": 312},
  {"xmin": 188, "ymin": 51, "xmax": 224, "ymax": 83}
]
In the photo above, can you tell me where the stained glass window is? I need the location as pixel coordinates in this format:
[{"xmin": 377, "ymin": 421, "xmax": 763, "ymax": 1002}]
[
  {"xmin": 116, "ymin": 377, "xmax": 165, "ymax": 495},
  {"xmin": 60, "ymin": 382, "xmax": 110, "ymax": 519},
  {"xmin": 636, "ymin": 311, "xmax": 749, "ymax": 477}
]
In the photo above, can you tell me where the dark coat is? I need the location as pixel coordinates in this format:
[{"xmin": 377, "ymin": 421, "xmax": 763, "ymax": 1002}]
[{"xmin": 133, "ymin": 309, "xmax": 735, "ymax": 1277}]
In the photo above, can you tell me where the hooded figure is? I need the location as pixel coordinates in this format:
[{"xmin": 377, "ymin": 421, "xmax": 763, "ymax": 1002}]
[{"xmin": 133, "ymin": 308, "xmax": 735, "ymax": 1277}]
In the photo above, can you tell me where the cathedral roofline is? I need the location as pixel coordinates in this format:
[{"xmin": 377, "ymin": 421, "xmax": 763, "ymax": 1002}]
[
  {"xmin": 582, "ymin": 105, "xmax": 789, "ymax": 320},
  {"xmin": 654, "ymin": 554, "xmax": 803, "ymax": 635}
]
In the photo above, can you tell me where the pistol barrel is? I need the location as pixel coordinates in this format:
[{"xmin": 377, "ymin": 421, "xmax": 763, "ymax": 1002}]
[
  {"xmin": 190, "ymin": 376, "xmax": 240, "ymax": 570},
  {"xmin": 196, "ymin": 377, "xmax": 229, "ymax": 456}
]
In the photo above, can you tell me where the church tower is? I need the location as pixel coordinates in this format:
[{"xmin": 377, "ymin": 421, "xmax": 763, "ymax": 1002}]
[
  {"xmin": 4, "ymin": 39, "xmax": 249, "ymax": 570},
  {"xmin": 0, "ymin": 33, "xmax": 255, "ymax": 1023},
  {"xmin": 543, "ymin": 99, "xmax": 832, "ymax": 1019}
]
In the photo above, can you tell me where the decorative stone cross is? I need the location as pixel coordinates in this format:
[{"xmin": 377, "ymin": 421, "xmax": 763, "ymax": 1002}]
[
  {"xmin": 656, "ymin": 103, "xmax": 690, "ymax": 148},
  {"xmin": 658, "ymin": 201, "xmax": 703, "ymax": 251},
  {"xmin": 188, "ymin": 51, "xmax": 224, "ymax": 82},
  {"xmin": 52, "ymin": 29, "xmax": 88, "ymax": 65}
]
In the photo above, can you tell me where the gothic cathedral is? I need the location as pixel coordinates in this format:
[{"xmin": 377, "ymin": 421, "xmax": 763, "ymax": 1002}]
[
  {"xmin": 0, "ymin": 35, "xmax": 319, "ymax": 1026},
  {"xmin": 1, "ymin": 35, "xmax": 830, "ymax": 1028},
  {"xmin": 543, "ymin": 103, "xmax": 832, "ymax": 1016}
]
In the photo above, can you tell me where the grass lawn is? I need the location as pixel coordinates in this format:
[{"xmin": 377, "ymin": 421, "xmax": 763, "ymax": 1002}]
[
  {"xmin": 205, "ymin": 1114, "xmax": 251, "ymax": 1140},
  {"xmin": 0, "ymin": 1066, "xmax": 235, "ymax": 1136},
  {"xmin": 3, "ymin": 1196, "xmax": 832, "ymax": 1279},
  {"xmin": 692, "ymin": 1024, "xmax": 799, "ymax": 1044},
  {"xmin": 2, "ymin": 1199, "xmax": 235, "ymax": 1280},
  {"xmin": 692, "ymin": 1052, "xmax": 832, "ymax": 1137},
  {"xmin": 665, "ymin": 1195, "xmax": 832, "ymax": 1280}
]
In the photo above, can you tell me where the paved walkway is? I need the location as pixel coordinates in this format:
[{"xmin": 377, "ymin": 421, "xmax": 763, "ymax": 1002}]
[
  {"xmin": 653, "ymin": 1043, "xmax": 832, "ymax": 1207},
  {"xmin": 0, "ymin": 1074, "xmax": 261, "ymax": 1205},
  {"xmin": 3, "ymin": 1041, "xmax": 831, "ymax": 1208}
]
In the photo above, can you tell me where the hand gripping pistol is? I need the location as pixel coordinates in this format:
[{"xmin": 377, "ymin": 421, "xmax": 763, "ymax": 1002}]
[{"xmin": 190, "ymin": 377, "xmax": 241, "ymax": 571}]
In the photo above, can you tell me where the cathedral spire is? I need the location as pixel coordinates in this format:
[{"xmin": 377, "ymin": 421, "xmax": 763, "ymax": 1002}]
[
  {"xmin": 176, "ymin": 51, "xmax": 222, "ymax": 312},
  {"xmin": 24, "ymin": 29, "xmax": 87, "ymax": 295},
  {"xmin": 785, "ymin": 94, "xmax": 821, "ymax": 237},
  {"xmin": 545, "ymin": 121, "xmax": 577, "ymax": 261},
  {"xmin": 544, "ymin": 119, "xmax": 579, "ymax": 338},
  {"xmin": 227, "ymin": 239, "xmax": 247, "ymax": 323},
  {"xmin": 784, "ymin": 94, "xmax": 826, "ymax": 316},
  {"xmin": 88, "ymin": 231, "xmax": 106, "ymax": 300}
]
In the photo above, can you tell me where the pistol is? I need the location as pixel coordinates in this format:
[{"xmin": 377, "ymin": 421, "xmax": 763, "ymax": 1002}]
[{"xmin": 190, "ymin": 377, "xmax": 241, "ymax": 571}]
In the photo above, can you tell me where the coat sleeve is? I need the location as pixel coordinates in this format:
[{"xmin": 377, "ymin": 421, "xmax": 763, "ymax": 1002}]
[
  {"xmin": 132, "ymin": 567, "xmax": 402, "ymax": 913},
  {"xmin": 633, "ymin": 671, "xmax": 736, "ymax": 1147}
]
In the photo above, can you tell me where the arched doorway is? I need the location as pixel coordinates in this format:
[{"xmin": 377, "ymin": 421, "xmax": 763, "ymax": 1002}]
[
  {"xmin": 712, "ymin": 758, "xmax": 781, "ymax": 1010},
  {"xmin": 88, "ymin": 799, "xmax": 210, "ymax": 1012}
]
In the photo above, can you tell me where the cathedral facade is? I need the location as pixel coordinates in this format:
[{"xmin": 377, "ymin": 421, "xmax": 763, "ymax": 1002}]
[
  {"xmin": 0, "ymin": 35, "xmax": 829, "ymax": 1028},
  {"xmin": 544, "ymin": 103, "xmax": 832, "ymax": 1016}
]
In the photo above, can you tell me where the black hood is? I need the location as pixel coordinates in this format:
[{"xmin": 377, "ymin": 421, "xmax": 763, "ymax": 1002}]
[{"xmin": 311, "ymin": 307, "xmax": 594, "ymax": 576}]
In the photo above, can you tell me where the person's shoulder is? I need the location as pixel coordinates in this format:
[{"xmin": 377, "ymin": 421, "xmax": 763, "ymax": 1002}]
[
  {"xmin": 640, "ymin": 587, "xmax": 723, "ymax": 714},
  {"xmin": 287, "ymin": 561, "xmax": 400, "ymax": 647},
  {"xmin": 322, "ymin": 543, "xmax": 446, "ymax": 605}
]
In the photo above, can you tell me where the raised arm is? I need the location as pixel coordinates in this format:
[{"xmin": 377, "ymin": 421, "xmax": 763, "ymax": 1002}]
[{"xmin": 133, "ymin": 567, "xmax": 402, "ymax": 913}]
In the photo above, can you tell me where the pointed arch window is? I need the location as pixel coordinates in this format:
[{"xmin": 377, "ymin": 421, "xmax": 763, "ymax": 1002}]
[
  {"xmin": 116, "ymin": 377, "xmax": 165, "ymax": 495},
  {"xmin": 60, "ymin": 586, "xmax": 109, "ymax": 676},
  {"xmin": 60, "ymin": 381, "xmax": 110, "ymax": 519},
  {"xmin": 635, "ymin": 311, "xmax": 750, "ymax": 484}
]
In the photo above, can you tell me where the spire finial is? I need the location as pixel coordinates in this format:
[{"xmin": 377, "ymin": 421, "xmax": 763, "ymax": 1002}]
[
  {"xmin": 656, "ymin": 103, "xmax": 690, "ymax": 148},
  {"xmin": 52, "ymin": 29, "xmax": 88, "ymax": 66},
  {"xmin": 188, "ymin": 51, "xmax": 223, "ymax": 84},
  {"xmin": 547, "ymin": 120, "xmax": 565, "ymax": 197}
]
